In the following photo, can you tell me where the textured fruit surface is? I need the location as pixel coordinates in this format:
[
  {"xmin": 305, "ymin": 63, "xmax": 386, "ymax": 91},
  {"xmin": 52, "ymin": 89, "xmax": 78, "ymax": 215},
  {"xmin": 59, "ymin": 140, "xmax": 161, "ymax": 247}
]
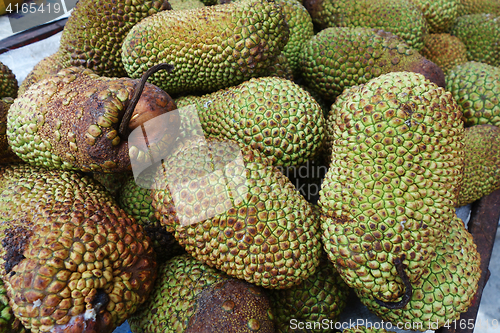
[
  {"xmin": 151, "ymin": 136, "xmax": 321, "ymax": 289},
  {"xmin": 303, "ymin": 0, "xmax": 427, "ymax": 50},
  {"xmin": 169, "ymin": 0, "xmax": 205, "ymax": 10},
  {"xmin": 421, "ymin": 33, "xmax": 468, "ymax": 75},
  {"xmin": 457, "ymin": 125, "xmax": 500, "ymax": 206},
  {"xmin": 8, "ymin": 67, "xmax": 179, "ymax": 173},
  {"xmin": 277, "ymin": 0, "xmax": 314, "ymax": 76},
  {"xmin": 18, "ymin": 51, "xmax": 66, "ymax": 96},
  {"xmin": 301, "ymin": 27, "xmax": 445, "ymax": 102},
  {"xmin": 343, "ymin": 326, "xmax": 396, "ymax": 333},
  {"xmin": 457, "ymin": 0, "xmax": 500, "ymax": 16},
  {"xmin": 121, "ymin": 0, "xmax": 289, "ymax": 95},
  {"xmin": 175, "ymin": 76, "xmax": 325, "ymax": 167},
  {"xmin": 446, "ymin": 61, "xmax": 500, "ymax": 127},
  {"xmin": 269, "ymin": 252, "xmax": 350, "ymax": 333},
  {"xmin": 410, "ymin": 0, "xmax": 458, "ymax": 33},
  {"xmin": 129, "ymin": 254, "xmax": 274, "ymax": 333},
  {"xmin": 450, "ymin": 14, "xmax": 500, "ymax": 67},
  {"xmin": 0, "ymin": 98, "xmax": 21, "ymax": 165},
  {"xmin": 0, "ymin": 164, "xmax": 157, "ymax": 333},
  {"xmin": 358, "ymin": 216, "xmax": 481, "ymax": 331},
  {"xmin": 0, "ymin": 61, "xmax": 18, "ymax": 99},
  {"xmin": 59, "ymin": 0, "xmax": 171, "ymax": 77},
  {"xmin": 319, "ymin": 72, "xmax": 464, "ymax": 303}
]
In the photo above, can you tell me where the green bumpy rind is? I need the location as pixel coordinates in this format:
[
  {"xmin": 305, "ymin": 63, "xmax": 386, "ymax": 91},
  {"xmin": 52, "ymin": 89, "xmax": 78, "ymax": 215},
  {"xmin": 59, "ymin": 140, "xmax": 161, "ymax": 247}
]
[
  {"xmin": 175, "ymin": 76, "xmax": 325, "ymax": 167},
  {"xmin": 410, "ymin": 0, "xmax": 459, "ymax": 33},
  {"xmin": 450, "ymin": 14, "xmax": 500, "ymax": 67},
  {"xmin": 456, "ymin": 125, "xmax": 500, "ymax": 207},
  {"xmin": 421, "ymin": 33, "xmax": 468, "ymax": 75},
  {"xmin": 121, "ymin": 0, "xmax": 289, "ymax": 95},
  {"xmin": 151, "ymin": 136, "xmax": 322, "ymax": 289},
  {"xmin": 319, "ymin": 72, "xmax": 464, "ymax": 303},
  {"xmin": 0, "ymin": 62, "xmax": 18, "ymax": 99},
  {"xmin": 446, "ymin": 61, "xmax": 500, "ymax": 127},
  {"xmin": 357, "ymin": 216, "xmax": 481, "ymax": 331}
]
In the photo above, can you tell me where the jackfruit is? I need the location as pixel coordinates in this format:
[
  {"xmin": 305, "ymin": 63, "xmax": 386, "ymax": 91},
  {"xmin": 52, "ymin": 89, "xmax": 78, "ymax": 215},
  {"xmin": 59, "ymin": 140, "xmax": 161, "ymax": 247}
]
[
  {"xmin": 302, "ymin": 0, "xmax": 428, "ymax": 50},
  {"xmin": 450, "ymin": 13, "xmax": 500, "ymax": 67},
  {"xmin": 169, "ymin": 0, "xmax": 205, "ymax": 10},
  {"xmin": 129, "ymin": 254, "xmax": 274, "ymax": 333},
  {"xmin": 121, "ymin": 0, "xmax": 289, "ymax": 95},
  {"xmin": 457, "ymin": 0, "xmax": 500, "ymax": 16},
  {"xmin": 456, "ymin": 125, "xmax": 500, "ymax": 206},
  {"xmin": 0, "ymin": 98, "xmax": 21, "ymax": 165},
  {"xmin": 300, "ymin": 27, "xmax": 445, "ymax": 102},
  {"xmin": 357, "ymin": 216, "xmax": 480, "ymax": 331},
  {"xmin": 174, "ymin": 76, "xmax": 325, "ymax": 167},
  {"xmin": 0, "ymin": 61, "xmax": 17, "ymax": 99},
  {"xmin": 0, "ymin": 279, "xmax": 26, "ymax": 333},
  {"xmin": 446, "ymin": 61, "xmax": 500, "ymax": 127},
  {"xmin": 7, "ymin": 66, "xmax": 180, "ymax": 173},
  {"xmin": 151, "ymin": 136, "xmax": 322, "ymax": 289},
  {"xmin": 0, "ymin": 164, "xmax": 157, "ymax": 333},
  {"xmin": 18, "ymin": 51, "xmax": 66, "ymax": 96},
  {"xmin": 269, "ymin": 252, "xmax": 350, "ymax": 333},
  {"xmin": 319, "ymin": 71, "xmax": 464, "ymax": 304},
  {"xmin": 58, "ymin": 0, "xmax": 171, "ymax": 77},
  {"xmin": 420, "ymin": 33, "xmax": 468, "ymax": 75},
  {"xmin": 410, "ymin": 0, "xmax": 459, "ymax": 33}
]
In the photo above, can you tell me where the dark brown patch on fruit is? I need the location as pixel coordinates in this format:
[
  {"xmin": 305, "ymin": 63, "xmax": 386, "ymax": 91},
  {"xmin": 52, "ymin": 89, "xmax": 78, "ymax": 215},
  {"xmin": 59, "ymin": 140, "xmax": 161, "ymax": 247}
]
[{"xmin": 1, "ymin": 221, "xmax": 33, "ymax": 275}]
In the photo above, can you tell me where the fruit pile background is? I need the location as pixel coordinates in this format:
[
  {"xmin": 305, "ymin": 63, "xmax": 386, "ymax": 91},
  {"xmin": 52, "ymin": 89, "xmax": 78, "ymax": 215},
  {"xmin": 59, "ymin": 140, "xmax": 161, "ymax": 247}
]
[{"xmin": 0, "ymin": 1, "xmax": 500, "ymax": 332}]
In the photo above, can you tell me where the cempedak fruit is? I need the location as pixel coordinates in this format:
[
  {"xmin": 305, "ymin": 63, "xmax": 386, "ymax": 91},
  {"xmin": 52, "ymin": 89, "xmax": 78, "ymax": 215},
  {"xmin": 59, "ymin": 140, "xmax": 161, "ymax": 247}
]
[
  {"xmin": 420, "ymin": 33, "xmax": 468, "ymax": 75},
  {"xmin": 151, "ymin": 136, "xmax": 322, "ymax": 289},
  {"xmin": 319, "ymin": 71, "xmax": 464, "ymax": 305},
  {"xmin": 121, "ymin": 0, "xmax": 289, "ymax": 95},
  {"xmin": 129, "ymin": 254, "xmax": 274, "ymax": 332},
  {"xmin": 410, "ymin": 0, "xmax": 459, "ymax": 33},
  {"xmin": 0, "ymin": 164, "xmax": 157, "ymax": 333}
]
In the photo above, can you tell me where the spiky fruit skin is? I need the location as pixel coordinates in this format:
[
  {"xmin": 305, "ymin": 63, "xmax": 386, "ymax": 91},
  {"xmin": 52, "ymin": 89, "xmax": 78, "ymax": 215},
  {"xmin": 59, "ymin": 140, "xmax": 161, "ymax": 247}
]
[
  {"xmin": 301, "ymin": 27, "xmax": 445, "ymax": 102},
  {"xmin": 457, "ymin": 125, "xmax": 500, "ymax": 206},
  {"xmin": 357, "ymin": 216, "xmax": 481, "ymax": 331},
  {"xmin": 342, "ymin": 326, "xmax": 396, "ymax": 333},
  {"xmin": 169, "ymin": 0, "xmax": 205, "ymax": 10},
  {"xmin": 175, "ymin": 77, "xmax": 324, "ymax": 167},
  {"xmin": 129, "ymin": 254, "xmax": 274, "ymax": 333},
  {"xmin": 319, "ymin": 72, "xmax": 464, "ymax": 303},
  {"xmin": 450, "ymin": 14, "xmax": 500, "ymax": 67},
  {"xmin": 117, "ymin": 174, "xmax": 185, "ymax": 261},
  {"xmin": 446, "ymin": 61, "xmax": 500, "ymax": 127},
  {"xmin": 0, "ymin": 98, "xmax": 21, "ymax": 165},
  {"xmin": 269, "ymin": 254, "xmax": 350, "ymax": 333},
  {"xmin": 18, "ymin": 51, "xmax": 66, "ymax": 96},
  {"xmin": 277, "ymin": 0, "xmax": 314, "ymax": 76},
  {"xmin": 0, "ymin": 62, "xmax": 18, "ymax": 99},
  {"xmin": 121, "ymin": 0, "xmax": 289, "ymax": 95},
  {"xmin": 420, "ymin": 33, "xmax": 468, "ymax": 75},
  {"xmin": 151, "ymin": 136, "xmax": 321, "ymax": 289},
  {"xmin": 457, "ymin": 0, "xmax": 500, "ymax": 16},
  {"xmin": 7, "ymin": 67, "xmax": 178, "ymax": 173},
  {"xmin": 303, "ymin": 0, "xmax": 428, "ymax": 50},
  {"xmin": 410, "ymin": 0, "xmax": 459, "ymax": 33},
  {"xmin": 59, "ymin": 0, "xmax": 171, "ymax": 77},
  {"xmin": 0, "ymin": 164, "xmax": 157, "ymax": 333}
]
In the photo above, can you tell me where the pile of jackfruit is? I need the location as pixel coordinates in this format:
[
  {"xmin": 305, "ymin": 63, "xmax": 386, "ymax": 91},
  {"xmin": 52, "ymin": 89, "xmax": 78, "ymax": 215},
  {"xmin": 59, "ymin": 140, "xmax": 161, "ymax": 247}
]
[{"xmin": 0, "ymin": 0, "xmax": 499, "ymax": 332}]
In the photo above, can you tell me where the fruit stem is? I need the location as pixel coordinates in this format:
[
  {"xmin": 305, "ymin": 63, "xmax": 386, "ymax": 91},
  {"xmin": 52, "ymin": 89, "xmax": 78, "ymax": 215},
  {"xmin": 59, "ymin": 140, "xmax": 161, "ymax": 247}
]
[{"xmin": 374, "ymin": 257, "xmax": 413, "ymax": 309}]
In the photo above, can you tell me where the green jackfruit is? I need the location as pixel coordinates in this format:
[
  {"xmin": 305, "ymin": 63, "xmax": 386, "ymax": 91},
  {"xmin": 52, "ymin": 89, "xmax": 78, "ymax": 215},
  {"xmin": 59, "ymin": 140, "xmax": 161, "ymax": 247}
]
[
  {"xmin": 59, "ymin": 0, "xmax": 171, "ymax": 77},
  {"xmin": 300, "ymin": 27, "xmax": 445, "ymax": 102},
  {"xmin": 129, "ymin": 254, "xmax": 274, "ymax": 333},
  {"xmin": 7, "ymin": 67, "xmax": 180, "ymax": 173},
  {"xmin": 18, "ymin": 51, "xmax": 66, "ymax": 96},
  {"xmin": 0, "ymin": 98, "xmax": 21, "ymax": 165},
  {"xmin": 456, "ymin": 125, "xmax": 500, "ymax": 206},
  {"xmin": 319, "ymin": 72, "xmax": 464, "ymax": 304},
  {"xmin": 174, "ymin": 76, "xmax": 325, "ymax": 167},
  {"xmin": 169, "ymin": 0, "xmax": 205, "ymax": 10},
  {"xmin": 269, "ymin": 251, "xmax": 349, "ymax": 333},
  {"xmin": 0, "ymin": 62, "xmax": 17, "ymax": 99},
  {"xmin": 410, "ymin": 0, "xmax": 459, "ymax": 33},
  {"xmin": 446, "ymin": 61, "xmax": 500, "ymax": 127},
  {"xmin": 357, "ymin": 216, "xmax": 480, "ymax": 331},
  {"xmin": 457, "ymin": 0, "xmax": 500, "ymax": 16},
  {"xmin": 151, "ymin": 136, "xmax": 322, "ymax": 289},
  {"xmin": 421, "ymin": 33, "xmax": 468, "ymax": 75},
  {"xmin": 0, "ymin": 164, "xmax": 157, "ymax": 333},
  {"xmin": 121, "ymin": 0, "xmax": 289, "ymax": 95},
  {"xmin": 450, "ymin": 14, "xmax": 500, "ymax": 67},
  {"xmin": 0, "ymin": 279, "xmax": 26, "ymax": 333},
  {"xmin": 303, "ymin": 0, "xmax": 428, "ymax": 50}
]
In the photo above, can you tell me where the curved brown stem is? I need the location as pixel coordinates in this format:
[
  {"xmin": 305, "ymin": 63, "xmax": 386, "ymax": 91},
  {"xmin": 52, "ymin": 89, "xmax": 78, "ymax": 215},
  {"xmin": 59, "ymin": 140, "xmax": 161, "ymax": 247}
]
[
  {"xmin": 118, "ymin": 63, "xmax": 175, "ymax": 137},
  {"xmin": 374, "ymin": 257, "xmax": 413, "ymax": 309}
]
